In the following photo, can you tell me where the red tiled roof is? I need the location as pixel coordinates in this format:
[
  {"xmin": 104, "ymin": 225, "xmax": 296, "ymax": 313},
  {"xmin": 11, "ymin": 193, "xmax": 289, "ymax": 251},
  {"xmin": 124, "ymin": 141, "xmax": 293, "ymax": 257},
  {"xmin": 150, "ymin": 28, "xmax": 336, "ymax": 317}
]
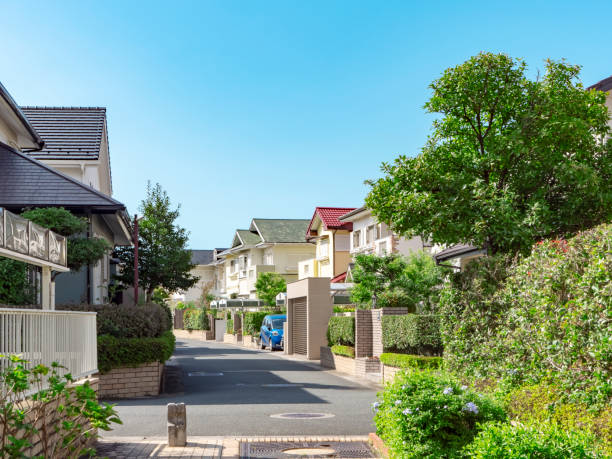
[
  {"xmin": 306, "ymin": 207, "xmax": 357, "ymax": 237},
  {"xmin": 331, "ymin": 272, "xmax": 347, "ymax": 283}
]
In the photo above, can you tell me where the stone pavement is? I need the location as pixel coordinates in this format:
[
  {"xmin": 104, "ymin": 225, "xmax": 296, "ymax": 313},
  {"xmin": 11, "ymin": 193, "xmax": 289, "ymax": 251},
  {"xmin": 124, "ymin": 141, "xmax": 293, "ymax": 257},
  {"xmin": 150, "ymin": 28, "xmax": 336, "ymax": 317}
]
[{"xmin": 96, "ymin": 435, "xmax": 375, "ymax": 458}]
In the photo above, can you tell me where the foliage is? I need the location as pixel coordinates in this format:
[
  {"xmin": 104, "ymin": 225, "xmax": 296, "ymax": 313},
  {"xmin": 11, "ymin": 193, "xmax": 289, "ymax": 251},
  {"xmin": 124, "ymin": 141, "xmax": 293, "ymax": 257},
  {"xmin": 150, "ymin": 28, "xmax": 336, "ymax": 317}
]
[
  {"xmin": 243, "ymin": 311, "xmax": 269, "ymax": 336},
  {"xmin": 255, "ymin": 272, "xmax": 287, "ymax": 306},
  {"xmin": 438, "ymin": 254, "xmax": 513, "ymax": 378},
  {"xmin": 58, "ymin": 303, "xmax": 170, "ymax": 338},
  {"xmin": 464, "ymin": 421, "xmax": 606, "ymax": 458},
  {"xmin": 0, "ymin": 354, "xmax": 121, "ymax": 457},
  {"xmin": 374, "ymin": 370, "xmax": 506, "ymax": 458},
  {"xmin": 114, "ymin": 182, "xmax": 198, "ymax": 301},
  {"xmin": 333, "ymin": 305, "xmax": 355, "ymax": 313},
  {"xmin": 382, "ymin": 314, "xmax": 442, "ymax": 355},
  {"xmin": 331, "ymin": 345, "xmax": 355, "ymax": 358},
  {"xmin": 152, "ymin": 288, "xmax": 173, "ymax": 327},
  {"xmin": 326, "ymin": 316, "xmax": 355, "ymax": 346},
  {"xmin": 504, "ymin": 384, "xmax": 612, "ymax": 454},
  {"xmin": 366, "ymin": 53, "xmax": 612, "ymax": 255},
  {"xmin": 380, "ymin": 353, "xmax": 443, "ymax": 371},
  {"xmin": 350, "ymin": 252, "xmax": 445, "ymax": 310},
  {"xmin": 0, "ymin": 259, "xmax": 36, "ymax": 305},
  {"xmin": 22, "ymin": 207, "xmax": 110, "ymax": 272},
  {"xmin": 175, "ymin": 301, "xmax": 187, "ymax": 310},
  {"xmin": 226, "ymin": 319, "xmax": 234, "ymax": 334},
  {"xmin": 97, "ymin": 331, "xmax": 176, "ymax": 373},
  {"xmin": 184, "ymin": 308, "xmax": 210, "ymax": 331}
]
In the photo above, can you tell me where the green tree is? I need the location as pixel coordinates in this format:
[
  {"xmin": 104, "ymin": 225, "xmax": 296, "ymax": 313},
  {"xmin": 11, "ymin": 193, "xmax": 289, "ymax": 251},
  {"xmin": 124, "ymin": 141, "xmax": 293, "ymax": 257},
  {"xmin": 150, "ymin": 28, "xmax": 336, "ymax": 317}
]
[
  {"xmin": 114, "ymin": 182, "xmax": 198, "ymax": 301},
  {"xmin": 0, "ymin": 261, "xmax": 36, "ymax": 305},
  {"xmin": 255, "ymin": 272, "xmax": 286, "ymax": 306},
  {"xmin": 366, "ymin": 53, "xmax": 612, "ymax": 255},
  {"xmin": 350, "ymin": 252, "xmax": 445, "ymax": 310}
]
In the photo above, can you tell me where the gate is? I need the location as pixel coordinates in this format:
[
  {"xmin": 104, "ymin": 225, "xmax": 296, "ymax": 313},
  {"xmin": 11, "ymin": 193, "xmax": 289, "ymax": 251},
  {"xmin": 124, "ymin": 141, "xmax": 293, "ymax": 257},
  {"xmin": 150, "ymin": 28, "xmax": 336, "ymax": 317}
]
[{"xmin": 292, "ymin": 297, "xmax": 307, "ymax": 355}]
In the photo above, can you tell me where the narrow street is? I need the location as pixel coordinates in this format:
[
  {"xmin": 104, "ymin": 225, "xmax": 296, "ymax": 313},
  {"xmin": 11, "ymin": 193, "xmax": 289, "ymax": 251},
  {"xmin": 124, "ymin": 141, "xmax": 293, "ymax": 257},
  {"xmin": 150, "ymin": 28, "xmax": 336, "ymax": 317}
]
[{"xmin": 106, "ymin": 338, "xmax": 378, "ymax": 438}]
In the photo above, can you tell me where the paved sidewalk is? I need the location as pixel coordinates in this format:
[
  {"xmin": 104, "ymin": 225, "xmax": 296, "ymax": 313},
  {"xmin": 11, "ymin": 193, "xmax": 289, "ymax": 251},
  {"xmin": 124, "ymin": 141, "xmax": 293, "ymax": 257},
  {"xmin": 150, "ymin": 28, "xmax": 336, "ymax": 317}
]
[{"xmin": 96, "ymin": 435, "xmax": 375, "ymax": 458}]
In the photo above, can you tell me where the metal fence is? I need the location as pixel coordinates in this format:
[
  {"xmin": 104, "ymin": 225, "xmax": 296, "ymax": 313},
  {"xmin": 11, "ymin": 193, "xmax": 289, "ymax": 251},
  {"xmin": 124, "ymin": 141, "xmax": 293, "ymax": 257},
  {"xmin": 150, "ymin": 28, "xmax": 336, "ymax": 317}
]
[{"xmin": 0, "ymin": 308, "xmax": 98, "ymax": 380}]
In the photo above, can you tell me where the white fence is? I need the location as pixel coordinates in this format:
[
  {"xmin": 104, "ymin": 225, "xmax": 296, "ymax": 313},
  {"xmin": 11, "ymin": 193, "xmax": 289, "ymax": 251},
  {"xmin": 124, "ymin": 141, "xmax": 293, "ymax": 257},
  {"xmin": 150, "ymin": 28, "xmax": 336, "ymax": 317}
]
[{"xmin": 0, "ymin": 308, "xmax": 97, "ymax": 380}]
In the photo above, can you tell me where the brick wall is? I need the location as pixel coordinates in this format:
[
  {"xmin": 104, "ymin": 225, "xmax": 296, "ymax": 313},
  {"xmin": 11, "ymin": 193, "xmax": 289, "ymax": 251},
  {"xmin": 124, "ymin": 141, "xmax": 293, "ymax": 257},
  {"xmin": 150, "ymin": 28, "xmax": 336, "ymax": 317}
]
[
  {"xmin": 372, "ymin": 308, "xmax": 410, "ymax": 357},
  {"xmin": 98, "ymin": 362, "xmax": 163, "ymax": 398},
  {"xmin": 354, "ymin": 357, "xmax": 381, "ymax": 377},
  {"xmin": 355, "ymin": 309, "xmax": 373, "ymax": 358},
  {"xmin": 320, "ymin": 346, "xmax": 357, "ymax": 376}
]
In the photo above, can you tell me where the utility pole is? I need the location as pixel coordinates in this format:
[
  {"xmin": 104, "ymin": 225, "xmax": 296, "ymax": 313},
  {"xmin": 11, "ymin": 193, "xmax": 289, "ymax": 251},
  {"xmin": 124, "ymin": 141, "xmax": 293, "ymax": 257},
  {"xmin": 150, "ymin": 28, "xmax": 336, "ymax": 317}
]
[{"xmin": 134, "ymin": 214, "xmax": 139, "ymax": 305}]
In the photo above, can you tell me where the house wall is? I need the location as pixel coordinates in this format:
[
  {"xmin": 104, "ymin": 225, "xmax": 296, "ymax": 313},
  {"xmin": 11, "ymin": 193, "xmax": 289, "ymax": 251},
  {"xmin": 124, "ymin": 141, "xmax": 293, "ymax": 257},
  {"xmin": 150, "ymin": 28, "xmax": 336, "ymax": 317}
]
[{"xmin": 182, "ymin": 265, "xmax": 216, "ymax": 303}]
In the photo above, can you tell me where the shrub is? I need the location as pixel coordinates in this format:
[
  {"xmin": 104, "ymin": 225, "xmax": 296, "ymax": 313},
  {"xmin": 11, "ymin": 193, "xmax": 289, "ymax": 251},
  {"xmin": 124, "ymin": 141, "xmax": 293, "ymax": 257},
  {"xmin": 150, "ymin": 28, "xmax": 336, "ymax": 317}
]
[
  {"xmin": 226, "ymin": 319, "xmax": 234, "ymax": 334},
  {"xmin": 374, "ymin": 371, "xmax": 506, "ymax": 458},
  {"xmin": 184, "ymin": 308, "xmax": 210, "ymax": 331},
  {"xmin": 464, "ymin": 421, "xmax": 606, "ymax": 458},
  {"xmin": 505, "ymin": 384, "xmax": 612, "ymax": 454},
  {"xmin": 326, "ymin": 316, "xmax": 355, "ymax": 346},
  {"xmin": 333, "ymin": 306, "xmax": 355, "ymax": 313},
  {"xmin": 243, "ymin": 311, "xmax": 269, "ymax": 336},
  {"xmin": 380, "ymin": 353, "xmax": 443, "ymax": 371},
  {"xmin": 97, "ymin": 331, "xmax": 176, "ymax": 373},
  {"xmin": 57, "ymin": 303, "xmax": 170, "ymax": 338},
  {"xmin": 382, "ymin": 314, "xmax": 442, "ymax": 355},
  {"xmin": 331, "ymin": 345, "xmax": 355, "ymax": 358}
]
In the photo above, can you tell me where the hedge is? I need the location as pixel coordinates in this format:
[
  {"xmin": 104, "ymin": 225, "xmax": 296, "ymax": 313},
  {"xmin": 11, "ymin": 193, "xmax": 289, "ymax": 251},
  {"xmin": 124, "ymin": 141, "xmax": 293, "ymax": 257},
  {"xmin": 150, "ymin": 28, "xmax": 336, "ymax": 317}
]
[
  {"xmin": 58, "ymin": 303, "xmax": 170, "ymax": 338},
  {"xmin": 226, "ymin": 319, "xmax": 234, "ymax": 334},
  {"xmin": 98, "ymin": 331, "xmax": 176, "ymax": 373},
  {"xmin": 184, "ymin": 308, "xmax": 209, "ymax": 331},
  {"xmin": 331, "ymin": 344, "xmax": 355, "ymax": 358},
  {"xmin": 380, "ymin": 353, "xmax": 443, "ymax": 370},
  {"xmin": 243, "ymin": 311, "xmax": 268, "ymax": 336},
  {"xmin": 382, "ymin": 314, "xmax": 442, "ymax": 355},
  {"xmin": 326, "ymin": 316, "xmax": 355, "ymax": 346}
]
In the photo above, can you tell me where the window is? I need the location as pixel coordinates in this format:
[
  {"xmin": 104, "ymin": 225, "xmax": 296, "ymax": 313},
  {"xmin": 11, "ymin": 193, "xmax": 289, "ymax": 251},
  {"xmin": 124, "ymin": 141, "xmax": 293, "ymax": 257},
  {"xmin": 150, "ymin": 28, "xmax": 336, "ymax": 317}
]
[
  {"xmin": 376, "ymin": 224, "xmax": 383, "ymax": 240},
  {"xmin": 366, "ymin": 225, "xmax": 375, "ymax": 244},
  {"xmin": 264, "ymin": 251, "xmax": 273, "ymax": 265},
  {"xmin": 352, "ymin": 230, "xmax": 361, "ymax": 249},
  {"xmin": 378, "ymin": 240, "xmax": 388, "ymax": 255},
  {"xmin": 317, "ymin": 238, "xmax": 329, "ymax": 259}
]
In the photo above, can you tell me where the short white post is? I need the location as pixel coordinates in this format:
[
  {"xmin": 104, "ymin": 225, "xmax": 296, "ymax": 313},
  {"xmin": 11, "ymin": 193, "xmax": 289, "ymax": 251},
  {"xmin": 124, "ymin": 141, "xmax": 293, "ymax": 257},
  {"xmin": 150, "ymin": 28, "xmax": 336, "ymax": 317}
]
[
  {"xmin": 41, "ymin": 266, "xmax": 51, "ymax": 310},
  {"xmin": 167, "ymin": 403, "xmax": 186, "ymax": 447}
]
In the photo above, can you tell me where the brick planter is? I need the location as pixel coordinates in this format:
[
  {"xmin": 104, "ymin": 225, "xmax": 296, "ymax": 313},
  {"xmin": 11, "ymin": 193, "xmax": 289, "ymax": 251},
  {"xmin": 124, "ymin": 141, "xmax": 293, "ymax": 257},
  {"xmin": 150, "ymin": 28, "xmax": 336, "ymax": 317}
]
[
  {"xmin": 173, "ymin": 329, "xmax": 213, "ymax": 341},
  {"xmin": 98, "ymin": 362, "xmax": 163, "ymax": 399},
  {"xmin": 320, "ymin": 346, "xmax": 356, "ymax": 375}
]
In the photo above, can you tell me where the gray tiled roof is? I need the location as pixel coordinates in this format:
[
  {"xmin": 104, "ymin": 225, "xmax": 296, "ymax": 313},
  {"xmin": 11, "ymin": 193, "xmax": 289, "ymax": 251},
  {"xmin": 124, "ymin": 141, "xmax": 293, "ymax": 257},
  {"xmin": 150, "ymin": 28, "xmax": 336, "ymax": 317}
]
[
  {"xmin": 588, "ymin": 75, "xmax": 612, "ymax": 92},
  {"xmin": 0, "ymin": 142, "xmax": 125, "ymax": 210},
  {"xmin": 20, "ymin": 107, "xmax": 106, "ymax": 160},
  {"xmin": 433, "ymin": 244, "xmax": 481, "ymax": 262},
  {"xmin": 250, "ymin": 218, "xmax": 311, "ymax": 243},
  {"xmin": 190, "ymin": 250, "xmax": 214, "ymax": 265}
]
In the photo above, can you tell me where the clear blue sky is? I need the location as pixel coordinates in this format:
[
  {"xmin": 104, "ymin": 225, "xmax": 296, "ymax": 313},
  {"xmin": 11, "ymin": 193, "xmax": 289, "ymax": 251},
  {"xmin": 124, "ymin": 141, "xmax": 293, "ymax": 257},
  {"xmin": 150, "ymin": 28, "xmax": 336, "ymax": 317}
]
[{"xmin": 2, "ymin": 1, "xmax": 610, "ymax": 249}]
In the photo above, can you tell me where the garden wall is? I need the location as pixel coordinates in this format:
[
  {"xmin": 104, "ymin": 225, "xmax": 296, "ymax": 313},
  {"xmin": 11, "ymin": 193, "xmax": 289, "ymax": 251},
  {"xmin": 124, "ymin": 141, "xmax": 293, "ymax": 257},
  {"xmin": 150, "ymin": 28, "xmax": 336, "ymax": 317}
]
[
  {"xmin": 355, "ymin": 308, "xmax": 410, "ymax": 358},
  {"xmin": 98, "ymin": 362, "xmax": 163, "ymax": 398},
  {"xmin": 320, "ymin": 346, "xmax": 357, "ymax": 375},
  {"xmin": 173, "ymin": 329, "xmax": 214, "ymax": 341}
]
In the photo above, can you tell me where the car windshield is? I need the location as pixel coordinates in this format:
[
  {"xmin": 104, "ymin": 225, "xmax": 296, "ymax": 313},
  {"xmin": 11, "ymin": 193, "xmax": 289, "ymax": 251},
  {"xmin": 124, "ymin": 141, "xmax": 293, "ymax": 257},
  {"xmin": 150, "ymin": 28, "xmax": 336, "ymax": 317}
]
[{"xmin": 271, "ymin": 319, "xmax": 285, "ymax": 329}]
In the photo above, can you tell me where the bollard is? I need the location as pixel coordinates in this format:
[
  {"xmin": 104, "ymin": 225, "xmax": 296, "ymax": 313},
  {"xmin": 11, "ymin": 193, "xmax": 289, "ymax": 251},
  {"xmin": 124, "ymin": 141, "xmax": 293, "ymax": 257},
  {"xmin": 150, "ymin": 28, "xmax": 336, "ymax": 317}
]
[{"xmin": 167, "ymin": 403, "xmax": 187, "ymax": 447}]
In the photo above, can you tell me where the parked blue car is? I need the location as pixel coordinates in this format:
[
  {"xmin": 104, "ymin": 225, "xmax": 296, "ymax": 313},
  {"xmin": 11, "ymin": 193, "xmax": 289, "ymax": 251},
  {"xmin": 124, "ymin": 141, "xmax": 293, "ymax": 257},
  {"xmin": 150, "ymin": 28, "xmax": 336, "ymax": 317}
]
[{"xmin": 260, "ymin": 314, "xmax": 286, "ymax": 351}]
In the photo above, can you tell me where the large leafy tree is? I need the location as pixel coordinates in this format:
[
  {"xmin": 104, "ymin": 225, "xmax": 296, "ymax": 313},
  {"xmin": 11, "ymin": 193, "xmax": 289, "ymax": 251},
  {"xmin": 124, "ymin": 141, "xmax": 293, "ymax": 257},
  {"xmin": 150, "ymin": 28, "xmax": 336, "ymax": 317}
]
[
  {"xmin": 366, "ymin": 53, "xmax": 612, "ymax": 254},
  {"xmin": 114, "ymin": 182, "xmax": 198, "ymax": 302},
  {"xmin": 255, "ymin": 272, "xmax": 286, "ymax": 306}
]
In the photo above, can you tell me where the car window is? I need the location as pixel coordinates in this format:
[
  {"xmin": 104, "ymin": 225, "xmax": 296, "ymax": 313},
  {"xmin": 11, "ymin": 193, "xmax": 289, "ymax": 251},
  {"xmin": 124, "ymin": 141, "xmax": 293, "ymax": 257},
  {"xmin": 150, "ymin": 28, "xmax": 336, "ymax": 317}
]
[{"xmin": 272, "ymin": 319, "xmax": 285, "ymax": 329}]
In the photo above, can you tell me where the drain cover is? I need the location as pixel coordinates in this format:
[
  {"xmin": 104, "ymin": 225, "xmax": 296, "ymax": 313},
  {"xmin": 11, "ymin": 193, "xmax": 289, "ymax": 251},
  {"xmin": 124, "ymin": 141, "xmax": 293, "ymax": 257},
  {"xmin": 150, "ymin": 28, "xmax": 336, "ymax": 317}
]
[
  {"xmin": 270, "ymin": 413, "xmax": 335, "ymax": 419},
  {"xmin": 241, "ymin": 441, "xmax": 375, "ymax": 458}
]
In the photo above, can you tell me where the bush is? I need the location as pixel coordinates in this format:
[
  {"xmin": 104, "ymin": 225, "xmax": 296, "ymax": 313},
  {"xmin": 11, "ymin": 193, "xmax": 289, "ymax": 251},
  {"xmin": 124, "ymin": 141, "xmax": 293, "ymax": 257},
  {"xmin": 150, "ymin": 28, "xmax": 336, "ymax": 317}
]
[
  {"xmin": 58, "ymin": 303, "xmax": 170, "ymax": 338},
  {"xmin": 374, "ymin": 371, "xmax": 506, "ymax": 458},
  {"xmin": 226, "ymin": 319, "xmax": 234, "ymax": 334},
  {"xmin": 380, "ymin": 353, "xmax": 443, "ymax": 371},
  {"xmin": 243, "ymin": 311, "xmax": 268, "ymax": 336},
  {"xmin": 333, "ymin": 306, "xmax": 355, "ymax": 313},
  {"xmin": 464, "ymin": 421, "xmax": 606, "ymax": 458},
  {"xmin": 97, "ymin": 331, "xmax": 175, "ymax": 373},
  {"xmin": 326, "ymin": 316, "xmax": 355, "ymax": 346},
  {"xmin": 505, "ymin": 384, "xmax": 612, "ymax": 454},
  {"xmin": 184, "ymin": 308, "xmax": 210, "ymax": 331},
  {"xmin": 382, "ymin": 314, "xmax": 442, "ymax": 355},
  {"xmin": 331, "ymin": 345, "xmax": 355, "ymax": 358}
]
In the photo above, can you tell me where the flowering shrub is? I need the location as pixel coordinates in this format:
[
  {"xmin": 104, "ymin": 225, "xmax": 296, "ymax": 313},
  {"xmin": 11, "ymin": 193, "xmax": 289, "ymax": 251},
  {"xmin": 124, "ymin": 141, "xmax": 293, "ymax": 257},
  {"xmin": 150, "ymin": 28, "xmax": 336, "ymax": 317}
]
[
  {"xmin": 374, "ymin": 371, "xmax": 505, "ymax": 458},
  {"xmin": 464, "ymin": 421, "xmax": 606, "ymax": 458}
]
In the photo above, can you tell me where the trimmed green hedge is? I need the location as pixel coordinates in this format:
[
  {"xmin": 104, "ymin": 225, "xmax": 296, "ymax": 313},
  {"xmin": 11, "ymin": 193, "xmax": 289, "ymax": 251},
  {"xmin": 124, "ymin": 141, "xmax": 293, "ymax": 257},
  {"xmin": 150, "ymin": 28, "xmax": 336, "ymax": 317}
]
[
  {"xmin": 331, "ymin": 345, "xmax": 355, "ymax": 358},
  {"xmin": 380, "ymin": 353, "xmax": 443, "ymax": 370},
  {"xmin": 243, "ymin": 311, "xmax": 268, "ymax": 336},
  {"xmin": 184, "ymin": 308, "xmax": 210, "ymax": 331},
  {"xmin": 98, "ymin": 331, "xmax": 176, "ymax": 373},
  {"xmin": 326, "ymin": 316, "xmax": 355, "ymax": 346},
  {"xmin": 382, "ymin": 314, "xmax": 442, "ymax": 355},
  {"xmin": 58, "ymin": 303, "xmax": 170, "ymax": 338}
]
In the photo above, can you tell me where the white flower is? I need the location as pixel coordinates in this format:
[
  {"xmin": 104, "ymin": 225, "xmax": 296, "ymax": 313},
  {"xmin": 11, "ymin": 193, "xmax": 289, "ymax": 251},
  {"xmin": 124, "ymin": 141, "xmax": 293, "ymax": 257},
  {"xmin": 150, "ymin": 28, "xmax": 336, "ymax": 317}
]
[
  {"xmin": 401, "ymin": 385, "xmax": 407, "ymax": 390},
  {"xmin": 461, "ymin": 385, "xmax": 468, "ymax": 391},
  {"xmin": 395, "ymin": 400, "xmax": 402, "ymax": 406},
  {"xmin": 372, "ymin": 402, "xmax": 380, "ymax": 412},
  {"xmin": 443, "ymin": 405, "xmax": 448, "ymax": 409},
  {"xmin": 463, "ymin": 402, "xmax": 479, "ymax": 414},
  {"xmin": 443, "ymin": 387, "xmax": 453, "ymax": 395},
  {"xmin": 402, "ymin": 408, "xmax": 412, "ymax": 415}
]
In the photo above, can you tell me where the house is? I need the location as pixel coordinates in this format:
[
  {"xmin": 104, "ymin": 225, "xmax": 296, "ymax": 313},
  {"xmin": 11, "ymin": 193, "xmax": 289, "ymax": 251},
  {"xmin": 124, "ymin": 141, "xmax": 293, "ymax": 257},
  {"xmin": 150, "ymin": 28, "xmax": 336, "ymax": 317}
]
[
  {"xmin": 215, "ymin": 218, "xmax": 315, "ymax": 299},
  {"xmin": 172, "ymin": 249, "xmax": 220, "ymax": 304},
  {"xmin": 0, "ymin": 82, "xmax": 131, "ymax": 305},
  {"xmin": 298, "ymin": 207, "xmax": 356, "ymax": 281}
]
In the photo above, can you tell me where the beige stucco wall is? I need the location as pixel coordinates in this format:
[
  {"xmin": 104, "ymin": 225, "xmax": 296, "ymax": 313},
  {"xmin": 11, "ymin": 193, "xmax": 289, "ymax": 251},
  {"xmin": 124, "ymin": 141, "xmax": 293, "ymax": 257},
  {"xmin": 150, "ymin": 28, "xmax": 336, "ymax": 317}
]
[{"xmin": 182, "ymin": 265, "xmax": 216, "ymax": 303}]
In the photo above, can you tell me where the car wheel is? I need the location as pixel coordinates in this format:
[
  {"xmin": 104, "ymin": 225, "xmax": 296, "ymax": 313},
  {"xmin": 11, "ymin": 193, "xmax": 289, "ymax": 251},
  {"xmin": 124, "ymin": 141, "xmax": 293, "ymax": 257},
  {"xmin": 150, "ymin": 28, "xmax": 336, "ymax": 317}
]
[
  {"xmin": 269, "ymin": 340, "xmax": 274, "ymax": 352},
  {"xmin": 260, "ymin": 335, "xmax": 266, "ymax": 349}
]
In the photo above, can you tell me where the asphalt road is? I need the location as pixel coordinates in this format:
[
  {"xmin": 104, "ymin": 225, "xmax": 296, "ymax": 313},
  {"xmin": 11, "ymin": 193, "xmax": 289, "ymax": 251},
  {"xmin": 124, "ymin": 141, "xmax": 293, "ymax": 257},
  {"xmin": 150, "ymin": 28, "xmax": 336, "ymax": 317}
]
[{"xmin": 105, "ymin": 338, "xmax": 378, "ymax": 437}]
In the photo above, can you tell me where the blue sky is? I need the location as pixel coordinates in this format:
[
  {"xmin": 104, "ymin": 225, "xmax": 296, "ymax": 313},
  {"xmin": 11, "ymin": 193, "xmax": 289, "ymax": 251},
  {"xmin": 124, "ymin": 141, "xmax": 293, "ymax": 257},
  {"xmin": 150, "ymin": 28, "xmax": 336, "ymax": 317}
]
[{"xmin": 2, "ymin": 1, "xmax": 610, "ymax": 248}]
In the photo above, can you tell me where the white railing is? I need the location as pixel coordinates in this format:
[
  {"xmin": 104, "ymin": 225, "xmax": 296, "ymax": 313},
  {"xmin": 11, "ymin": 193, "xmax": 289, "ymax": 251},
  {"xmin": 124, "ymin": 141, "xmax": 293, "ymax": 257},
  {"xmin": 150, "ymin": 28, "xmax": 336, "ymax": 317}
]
[{"xmin": 0, "ymin": 308, "xmax": 97, "ymax": 380}]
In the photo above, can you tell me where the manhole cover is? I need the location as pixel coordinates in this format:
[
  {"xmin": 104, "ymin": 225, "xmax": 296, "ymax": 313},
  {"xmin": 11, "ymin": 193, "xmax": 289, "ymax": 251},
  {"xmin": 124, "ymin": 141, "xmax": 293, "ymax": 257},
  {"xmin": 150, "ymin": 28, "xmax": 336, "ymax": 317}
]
[
  {"xmin": 270, "ymin": 413, "xmax": 335, "ymax": 419},
  {"xmin": 241, "ymin": 441, "xmax": 375, "ymax": 458}
]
